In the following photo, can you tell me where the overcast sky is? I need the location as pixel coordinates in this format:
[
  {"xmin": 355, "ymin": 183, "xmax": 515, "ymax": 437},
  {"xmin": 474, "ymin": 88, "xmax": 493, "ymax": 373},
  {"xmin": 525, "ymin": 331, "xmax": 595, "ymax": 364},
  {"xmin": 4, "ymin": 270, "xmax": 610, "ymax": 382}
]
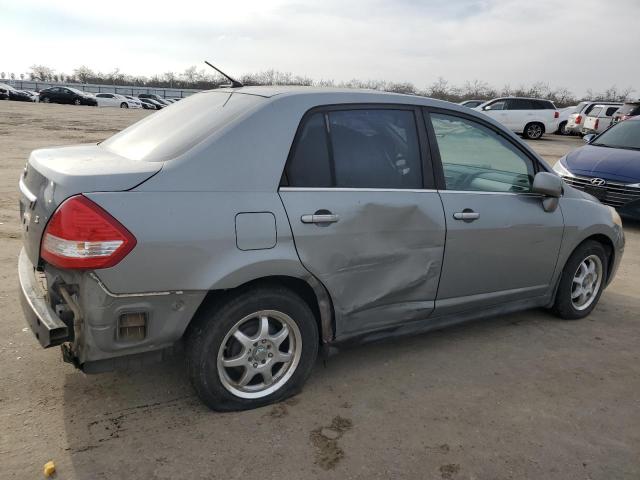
[{"xmin": 1, "ymin": 0, "xmax": 638, "ymax": 95}]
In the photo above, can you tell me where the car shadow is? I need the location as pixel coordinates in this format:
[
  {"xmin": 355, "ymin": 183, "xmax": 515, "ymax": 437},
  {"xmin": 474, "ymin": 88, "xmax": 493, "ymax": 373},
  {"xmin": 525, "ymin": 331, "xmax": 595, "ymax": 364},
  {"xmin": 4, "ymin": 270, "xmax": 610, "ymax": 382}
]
[{"xmin": 59, "ymin": 307, "xmax": 557, "ymax": 476}]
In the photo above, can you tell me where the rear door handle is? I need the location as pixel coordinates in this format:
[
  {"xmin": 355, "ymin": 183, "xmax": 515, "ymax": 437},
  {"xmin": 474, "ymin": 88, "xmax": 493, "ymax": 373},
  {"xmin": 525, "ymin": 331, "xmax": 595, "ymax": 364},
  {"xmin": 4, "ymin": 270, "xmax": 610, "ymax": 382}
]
[
  {"xmin": 301, "ymin": 213, "xmax": 339, "ymax": 224},
  {"xmin": 453, "ymin": 210, "xmax": 480, "ymax": 221}
]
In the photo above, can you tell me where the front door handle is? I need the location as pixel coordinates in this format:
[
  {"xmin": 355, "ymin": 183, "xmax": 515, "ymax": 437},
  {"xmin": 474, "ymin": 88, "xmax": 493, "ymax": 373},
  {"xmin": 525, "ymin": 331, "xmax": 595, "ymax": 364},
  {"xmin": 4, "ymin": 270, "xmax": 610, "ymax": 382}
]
[
  {"xmin": 453, "ymin": 210, "xmax": 480, "ymax": 222},
  {"xmin": 301, "ymin": 213, "xmax": 340, "ymax": 224}
]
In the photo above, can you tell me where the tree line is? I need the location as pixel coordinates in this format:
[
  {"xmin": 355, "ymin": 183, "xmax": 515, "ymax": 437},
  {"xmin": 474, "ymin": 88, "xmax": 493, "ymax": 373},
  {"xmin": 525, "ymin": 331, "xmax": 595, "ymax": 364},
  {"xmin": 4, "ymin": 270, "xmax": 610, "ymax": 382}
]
[{"xmin": 0, "ymin": 64, "xmax": 635, "ymax": 108}]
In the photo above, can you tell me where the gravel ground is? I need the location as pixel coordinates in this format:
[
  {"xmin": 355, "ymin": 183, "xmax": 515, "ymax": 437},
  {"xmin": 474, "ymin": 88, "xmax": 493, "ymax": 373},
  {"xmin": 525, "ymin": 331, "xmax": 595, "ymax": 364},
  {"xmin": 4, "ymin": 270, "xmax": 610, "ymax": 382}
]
[{"xmin": 1, "ymin": 101, "xmax": 638, "ymax": 480}]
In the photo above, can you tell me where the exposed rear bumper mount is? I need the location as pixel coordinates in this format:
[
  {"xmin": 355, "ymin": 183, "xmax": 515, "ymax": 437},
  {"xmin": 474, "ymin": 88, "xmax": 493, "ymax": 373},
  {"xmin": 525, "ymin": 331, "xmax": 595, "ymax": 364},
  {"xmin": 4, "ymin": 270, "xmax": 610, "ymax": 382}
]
[{"xmin": 18, "ymin": 248, "xmax": 70, "ymax": 347}]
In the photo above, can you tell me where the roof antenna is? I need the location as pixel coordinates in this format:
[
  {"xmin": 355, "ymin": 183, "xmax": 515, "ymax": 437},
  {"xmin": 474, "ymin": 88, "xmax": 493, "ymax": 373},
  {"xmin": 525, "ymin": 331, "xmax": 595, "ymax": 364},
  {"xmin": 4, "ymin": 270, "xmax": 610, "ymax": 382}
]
[{"xmin": 204, "ymin": 61, "xmax": 243, "ymax": 88}]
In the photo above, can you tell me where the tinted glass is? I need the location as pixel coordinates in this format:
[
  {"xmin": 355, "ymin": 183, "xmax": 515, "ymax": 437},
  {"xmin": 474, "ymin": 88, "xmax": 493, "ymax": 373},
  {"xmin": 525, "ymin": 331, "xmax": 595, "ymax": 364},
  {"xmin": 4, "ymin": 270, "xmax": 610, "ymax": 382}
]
[
  {"xmin": 508, "ymin": 99, "xmax": 532, "ymax": 110},
  {"xmin": 286, "ymin": 113, "xmax": 332, "ymax": 187},
  {"xmin": 431, "ymin": 113, "xmax": 534, "ymax": 193},
  {"xmin": 592, "ymin": 120, "xmax": 640, "ymax": 149},
  {"xmin": 605, "ymin": 107, "xmax": 619, "ymax": 116},
  {"xmin": 584, "ymin": 104, "xmax": 597, "ymax": 115},
  {"xmin": 328, "ymin": 109, "xmax": 422, "ymax": 189}
]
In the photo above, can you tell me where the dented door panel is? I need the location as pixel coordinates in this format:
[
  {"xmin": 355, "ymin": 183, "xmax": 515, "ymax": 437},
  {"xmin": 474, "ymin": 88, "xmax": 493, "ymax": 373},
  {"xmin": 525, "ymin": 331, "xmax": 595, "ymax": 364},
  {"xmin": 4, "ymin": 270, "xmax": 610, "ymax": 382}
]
[{"xmin": 279, "ymin": 188, "xmax": 446, "ymax": 337}]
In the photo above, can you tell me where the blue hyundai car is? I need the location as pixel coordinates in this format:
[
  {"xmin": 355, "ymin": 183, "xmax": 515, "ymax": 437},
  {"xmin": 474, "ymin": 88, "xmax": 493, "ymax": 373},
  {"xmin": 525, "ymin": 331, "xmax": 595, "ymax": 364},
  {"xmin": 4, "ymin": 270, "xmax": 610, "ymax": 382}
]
[{"xmin": 554, "ymin": 116, "xmax": 640, "ymax": 220}]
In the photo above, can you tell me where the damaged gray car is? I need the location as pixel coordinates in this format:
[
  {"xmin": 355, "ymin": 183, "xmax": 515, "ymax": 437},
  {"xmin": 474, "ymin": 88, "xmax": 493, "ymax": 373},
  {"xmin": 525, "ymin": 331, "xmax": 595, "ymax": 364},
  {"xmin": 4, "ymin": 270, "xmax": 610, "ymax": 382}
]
[{"xmin": 18, "ymin": 86, "xmax": 624, "ymax": 411}]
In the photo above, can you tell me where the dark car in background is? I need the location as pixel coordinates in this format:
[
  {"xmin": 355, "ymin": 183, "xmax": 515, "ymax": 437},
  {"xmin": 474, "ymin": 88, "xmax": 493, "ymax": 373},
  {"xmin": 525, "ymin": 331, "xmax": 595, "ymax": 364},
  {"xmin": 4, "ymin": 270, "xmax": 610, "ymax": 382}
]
[
  {"xmin": 554, "ymin": 116, "xmax": 640, "ymax": 219},
  {"xmin": 0, "ymin": 83, "xmax": 35, "ymax": 102},
  {"xmin": 138, "ymin": 93, "xmax": 170, "ymax": 106},
  {"xmin": 38, "ymin": 86, "xmax": 98, "ymax": 106},
  {"xmin": 611, "ymin": 101, "xmax": 640, "ymax": 125},
  {"xmin": 138, "ymin": 97, "xmax": 163, "ymax": 109}
]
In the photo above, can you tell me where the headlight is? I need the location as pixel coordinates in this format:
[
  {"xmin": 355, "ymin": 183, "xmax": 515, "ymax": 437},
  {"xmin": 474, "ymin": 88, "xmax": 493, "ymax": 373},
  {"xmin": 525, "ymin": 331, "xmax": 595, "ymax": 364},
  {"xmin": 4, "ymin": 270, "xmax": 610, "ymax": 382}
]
[
  {"xmin": 609, "ymin": 206, "xmax": 622, "ymax": 227},
  {"xmin": 627, "ymin": 183, "xmax": 640, "ymax": 188},
  {"xmin": 553, "ymin": 159, "xmax": 574, "ymax": 177}
]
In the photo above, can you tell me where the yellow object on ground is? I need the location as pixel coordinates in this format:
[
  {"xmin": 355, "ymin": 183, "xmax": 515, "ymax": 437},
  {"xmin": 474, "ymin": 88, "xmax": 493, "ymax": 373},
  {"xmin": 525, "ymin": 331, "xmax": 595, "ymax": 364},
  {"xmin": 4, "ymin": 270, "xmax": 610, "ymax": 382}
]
[{"xmin": 43, "ymin": 461, "xmax": 56, "ymax": 477}]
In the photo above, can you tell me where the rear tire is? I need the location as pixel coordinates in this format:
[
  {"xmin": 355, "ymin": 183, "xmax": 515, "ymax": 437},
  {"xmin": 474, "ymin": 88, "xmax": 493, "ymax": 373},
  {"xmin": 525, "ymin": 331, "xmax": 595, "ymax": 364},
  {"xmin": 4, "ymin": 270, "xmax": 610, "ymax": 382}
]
[
  {"xmin": 553, "ymin": 240, "xmax": 609, "ymax": 320},
  {"xmin": 523, "ymin": 122, "xmax": 544, "ymax": 139},
  {"xmin": 185, "ymin": 287, "xmax": 319, "ymax": 411},
  {"xmin": 42, "ymin": 97, "xmax": 50, "ymax": 103},
  {"xmin": 556, "ymin": 121, "xmax": 568, "ymax": 135}
]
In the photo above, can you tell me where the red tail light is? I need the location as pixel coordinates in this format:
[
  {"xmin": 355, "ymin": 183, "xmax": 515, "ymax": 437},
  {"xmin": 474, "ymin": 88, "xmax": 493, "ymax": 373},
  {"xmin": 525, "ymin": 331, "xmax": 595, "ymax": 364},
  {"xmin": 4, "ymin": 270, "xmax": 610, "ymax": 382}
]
[
  {"xmin": 594, "ymin": 119, "xmax": 599, "ymax": 130},
  {"xmin": 554, "ymin": 111, "xmax": 559, "ymax": 119},
  {"xmin": 41, "ymin": 195, "xmax": 136, "ymax": 270},
  {"xmin": 575, "ymin": 115, "xmax": 582, "ymax": 124}
]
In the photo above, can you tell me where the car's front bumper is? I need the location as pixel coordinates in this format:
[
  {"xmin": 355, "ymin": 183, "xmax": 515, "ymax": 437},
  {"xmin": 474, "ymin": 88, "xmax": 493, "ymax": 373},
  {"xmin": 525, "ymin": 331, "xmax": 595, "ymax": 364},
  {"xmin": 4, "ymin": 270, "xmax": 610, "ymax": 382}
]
[{"xmin": 18, "ymin": 248, "xmax": 70, "ymax": 347}]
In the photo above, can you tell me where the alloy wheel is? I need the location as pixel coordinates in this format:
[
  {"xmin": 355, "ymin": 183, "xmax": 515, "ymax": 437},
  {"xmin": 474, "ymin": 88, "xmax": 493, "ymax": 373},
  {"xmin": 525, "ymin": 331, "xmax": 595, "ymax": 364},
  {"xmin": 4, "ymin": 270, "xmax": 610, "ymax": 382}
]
[
  {"xmin": 217, "ymin": 310, "xmax": 302, "ymax": 399},
  {"xmin": 527, "ymin": 124, "xmax": 543, "ymax": 139},
  {"xmin": 571, "ymin": 254, "xmax": 603, "ymax": 311}
]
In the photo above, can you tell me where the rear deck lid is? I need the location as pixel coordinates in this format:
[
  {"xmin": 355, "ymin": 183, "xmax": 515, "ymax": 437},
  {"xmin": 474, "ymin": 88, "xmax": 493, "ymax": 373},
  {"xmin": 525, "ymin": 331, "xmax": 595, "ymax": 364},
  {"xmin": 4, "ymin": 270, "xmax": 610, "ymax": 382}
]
[{"xmin": 19, "ymin": 144, "xmax": 161, "ymax": 266}]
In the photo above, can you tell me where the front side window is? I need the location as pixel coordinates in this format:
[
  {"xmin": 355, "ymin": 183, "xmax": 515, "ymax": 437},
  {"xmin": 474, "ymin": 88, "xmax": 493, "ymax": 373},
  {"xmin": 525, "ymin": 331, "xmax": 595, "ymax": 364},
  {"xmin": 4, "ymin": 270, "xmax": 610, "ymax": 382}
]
[
  {"xmin": 484, "ymin": 100, "xmax": 506, "ymax": 111},
  {"xmin": 430, "ymin": 113, "xmax": 535, "ymax": 193},
  {"xmin": 286, "ymin": 108, "xmax": 423, "ymax": 189}
]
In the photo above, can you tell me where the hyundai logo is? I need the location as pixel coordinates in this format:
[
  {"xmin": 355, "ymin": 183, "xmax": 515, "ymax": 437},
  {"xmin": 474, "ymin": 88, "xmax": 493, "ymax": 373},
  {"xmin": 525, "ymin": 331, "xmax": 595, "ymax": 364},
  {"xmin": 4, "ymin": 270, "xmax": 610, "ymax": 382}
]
[{"xmin": 590, "ymin": 178, "xmax": 606, "ymax": 187}]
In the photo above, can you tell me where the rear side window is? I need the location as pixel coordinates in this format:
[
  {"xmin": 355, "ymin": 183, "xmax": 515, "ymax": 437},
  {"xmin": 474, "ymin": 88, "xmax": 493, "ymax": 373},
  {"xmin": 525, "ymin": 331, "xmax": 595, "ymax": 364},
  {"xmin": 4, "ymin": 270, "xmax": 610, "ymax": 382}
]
[
  {"xmin": 589, "ymin": 107, "xmax": 603, "ymax": 117},
  {"xmin": 605, "ymin": 107, "xmax": 619, "ymax": 116},
  {"xmin": 507, "ymin": 99, "xmax": 532, "ymax": 110},
  {"xmin": 286, "ymin": 113, "xmax": 332, "ymax": 187},
  {"xmin": 430, "ymin": 113, "xmax": 535, "ymax": 193},
  {"xmin": 286, "ymin": 109, "xmax": 423, "ymax": 189}
]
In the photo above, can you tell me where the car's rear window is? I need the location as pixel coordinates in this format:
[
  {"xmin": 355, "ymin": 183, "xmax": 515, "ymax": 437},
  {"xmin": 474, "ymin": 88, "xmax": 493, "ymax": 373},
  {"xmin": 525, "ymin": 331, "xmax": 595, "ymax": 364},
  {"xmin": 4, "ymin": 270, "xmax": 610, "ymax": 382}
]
[
  {"xmin": 101, "ymin": 92, "xmax": 264, "ymax": 162},
  {"xmin": 589, "ymin": 107, "xmax": 603, "ymax": 117}
]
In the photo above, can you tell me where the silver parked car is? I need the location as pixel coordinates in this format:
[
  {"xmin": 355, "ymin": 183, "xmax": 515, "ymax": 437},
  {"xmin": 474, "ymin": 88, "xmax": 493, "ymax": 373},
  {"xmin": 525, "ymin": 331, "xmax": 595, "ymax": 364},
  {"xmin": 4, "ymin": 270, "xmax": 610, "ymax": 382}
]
[{"xmin": 18, "ymin": 87, "xmax": 624, "ymax": 411}]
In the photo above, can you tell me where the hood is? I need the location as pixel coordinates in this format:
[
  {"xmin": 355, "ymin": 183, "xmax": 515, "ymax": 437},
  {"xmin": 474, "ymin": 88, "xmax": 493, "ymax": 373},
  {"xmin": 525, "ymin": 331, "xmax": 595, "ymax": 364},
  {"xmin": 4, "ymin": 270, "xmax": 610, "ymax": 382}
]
[{"xmin": 564, "ymin": 144, "xmax": 640, "ymax": 183}]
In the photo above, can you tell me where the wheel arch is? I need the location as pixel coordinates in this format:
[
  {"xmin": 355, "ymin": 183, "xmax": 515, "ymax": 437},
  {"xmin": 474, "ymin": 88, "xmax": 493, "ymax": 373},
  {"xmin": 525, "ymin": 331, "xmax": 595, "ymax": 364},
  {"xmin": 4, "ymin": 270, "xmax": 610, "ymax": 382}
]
[{"xmin": 184, "ymin": 275, "xmax": 335, "ymax": 346}]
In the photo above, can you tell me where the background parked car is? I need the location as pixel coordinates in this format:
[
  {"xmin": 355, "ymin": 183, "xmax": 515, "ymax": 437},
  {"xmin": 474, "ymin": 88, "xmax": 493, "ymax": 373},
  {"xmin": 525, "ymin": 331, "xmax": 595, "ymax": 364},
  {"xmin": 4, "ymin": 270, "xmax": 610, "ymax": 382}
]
[
  {"xmin": 554, "ymin": 116, "xmax": 640, "ymax": 219},
  {"xmin": 475, "ymin": 97, "xmax": 559, "ymax": 139},
  {"xmin": 123, "ymin": 95, "xmax": 143, "ymax": 108},
  {"xmin": 581, "ymin": 104, "xmax": 619, "ymax": 135},
  {"xmin": 0, "ymin": 83, "xmax": 35, "ymax": 102},
  {"xmin": 459, "ymin": 99, "xmax": 485, "ymax": 108},
  {"xmin": 138, "ymin": 97, "xmax": 163, "ymax": 109},
  {"xmin": 38, "ymin": 87, "xmax": 98, "ymax": 106},
  {"xmin": 0, "ymin": 84, "xmax": 8, "ymax": 100},
  {"xmin": 555, "ymin": 105, "xmax": 578, "ymax": 135},
  {"xmin": 95, "ymin": 93, "xmax": 141, "ymax": 108},
  {"xmin": 20, "ymin": 90, "xmax": 39, "ymax": 102},
  {"xmin": 138, "ymin": 93, "xmax": 170, "ymax": 106},
  {"xmin": 565, "ymin": 101, "xmax": 622, "ymax": 135},
  {"xmin": 611, "ymin": 101, "xmax": 640, "ymax": 125}
]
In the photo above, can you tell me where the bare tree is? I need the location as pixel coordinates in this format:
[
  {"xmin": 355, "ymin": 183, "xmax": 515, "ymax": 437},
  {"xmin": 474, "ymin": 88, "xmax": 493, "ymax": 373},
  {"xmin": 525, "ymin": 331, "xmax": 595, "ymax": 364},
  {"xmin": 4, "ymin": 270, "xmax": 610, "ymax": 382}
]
[
  {"xmin": 29, "ymin": 64, "xmax": 55, "ymax": 81},
  {"xmin": 73, "ymin": 65, "xmax": 95, "ymax": 83}
]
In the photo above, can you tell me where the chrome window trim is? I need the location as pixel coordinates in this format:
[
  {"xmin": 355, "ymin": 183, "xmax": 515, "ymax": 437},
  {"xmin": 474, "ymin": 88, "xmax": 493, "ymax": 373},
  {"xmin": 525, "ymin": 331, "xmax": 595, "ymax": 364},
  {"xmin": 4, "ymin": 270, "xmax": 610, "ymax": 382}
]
[
  {"xmin": 279, "ymin": 187, "xmax": 439, "ymax": 193},
  {"xmin": 440, "ymin": 190, "xmax": 543, "ymax": 197}
]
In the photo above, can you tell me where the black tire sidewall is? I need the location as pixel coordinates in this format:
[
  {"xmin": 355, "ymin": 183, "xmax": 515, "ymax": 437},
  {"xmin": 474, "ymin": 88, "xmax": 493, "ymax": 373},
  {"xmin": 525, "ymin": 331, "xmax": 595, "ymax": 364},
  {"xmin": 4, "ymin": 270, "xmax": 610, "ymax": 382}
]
[
  {"xmin": 554, "ymin": 241, "xmax": 609, "ymax": 320},
  {"xmin": 186, "ymin": 287, "xmax": 319, "ymax": 411}
]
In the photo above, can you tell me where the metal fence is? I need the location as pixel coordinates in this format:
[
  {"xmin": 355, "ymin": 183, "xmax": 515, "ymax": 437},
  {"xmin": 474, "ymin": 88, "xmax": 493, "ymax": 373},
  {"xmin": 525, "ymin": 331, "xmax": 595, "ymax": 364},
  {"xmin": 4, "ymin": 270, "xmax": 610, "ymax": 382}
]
[{"xmin": 0, "ymin": 79, "xmax": 200, "ymax": 99}]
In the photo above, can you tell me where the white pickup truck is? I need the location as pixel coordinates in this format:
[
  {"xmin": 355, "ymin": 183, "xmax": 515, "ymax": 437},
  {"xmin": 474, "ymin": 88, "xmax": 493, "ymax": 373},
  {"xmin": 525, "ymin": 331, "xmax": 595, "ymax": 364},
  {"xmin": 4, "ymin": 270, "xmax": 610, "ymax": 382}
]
[{"xmin": 475, "ymin": 97, "xmax": 559, "ymax": 139}]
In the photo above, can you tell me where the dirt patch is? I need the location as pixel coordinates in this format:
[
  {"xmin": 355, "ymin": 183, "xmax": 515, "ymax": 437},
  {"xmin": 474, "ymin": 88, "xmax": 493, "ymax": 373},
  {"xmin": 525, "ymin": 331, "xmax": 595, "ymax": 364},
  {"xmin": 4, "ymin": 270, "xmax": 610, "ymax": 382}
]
[
  {"xmin": 309, "ymin": 415, "xmax": 353, "ymax": 470},
  {"xmin": 439, "ymin": 463, "xmax": 460, "ymax": 479}
]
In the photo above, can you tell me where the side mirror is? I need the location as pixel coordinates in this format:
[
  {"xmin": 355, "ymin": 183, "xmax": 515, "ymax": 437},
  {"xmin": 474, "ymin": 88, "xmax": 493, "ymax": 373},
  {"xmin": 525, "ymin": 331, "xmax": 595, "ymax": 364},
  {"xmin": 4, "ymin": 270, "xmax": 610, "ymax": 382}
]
[
  {"xmin": 583, "ymin": 133, "xmax": 596, "ymax": 143},
  {"xmin": 532, "ymin": 172, "xmax": 563, "ymax": 212}
]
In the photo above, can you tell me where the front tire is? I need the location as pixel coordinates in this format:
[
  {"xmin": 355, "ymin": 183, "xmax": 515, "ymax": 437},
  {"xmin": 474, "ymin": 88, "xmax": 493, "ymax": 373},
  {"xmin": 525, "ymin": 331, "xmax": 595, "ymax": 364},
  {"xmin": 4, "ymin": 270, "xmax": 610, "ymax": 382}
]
[
  {"xmin": 553, "ymin": 240, "xmax": 609, "ymax": 320},
  {"xmin": 74, "ymin": 98, "xmax": 81, "ymax": 105},
  {"xmin": 186, "ymin": 287, "xmax": 319, "ymax": 411},
  {"xmin": 523, "ymin": 122, "xmax": 544, "ymax": 139},
  {"xmin": 120, "ymin": 102, "xmax": 128, "ymax": 108}
]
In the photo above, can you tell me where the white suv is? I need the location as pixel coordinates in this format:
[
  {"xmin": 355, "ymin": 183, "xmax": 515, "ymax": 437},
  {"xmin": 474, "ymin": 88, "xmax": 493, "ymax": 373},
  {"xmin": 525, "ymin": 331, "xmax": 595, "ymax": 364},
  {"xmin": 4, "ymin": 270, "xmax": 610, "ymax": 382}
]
[{"xmin": 475, "ymin": 97, "xmax": 559, "ymax": 139}]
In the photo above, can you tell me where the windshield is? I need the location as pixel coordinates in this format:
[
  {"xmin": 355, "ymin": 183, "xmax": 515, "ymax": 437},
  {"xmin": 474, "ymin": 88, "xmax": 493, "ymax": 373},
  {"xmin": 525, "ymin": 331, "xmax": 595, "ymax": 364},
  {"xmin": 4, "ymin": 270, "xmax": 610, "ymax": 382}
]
[
  {"xmin": 101, "ymin": 91, "xmax": 264, "ymax": 162},
  {"xmin": 592, "ymin": 120, "xmax": 640, "ymax": 150}
]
